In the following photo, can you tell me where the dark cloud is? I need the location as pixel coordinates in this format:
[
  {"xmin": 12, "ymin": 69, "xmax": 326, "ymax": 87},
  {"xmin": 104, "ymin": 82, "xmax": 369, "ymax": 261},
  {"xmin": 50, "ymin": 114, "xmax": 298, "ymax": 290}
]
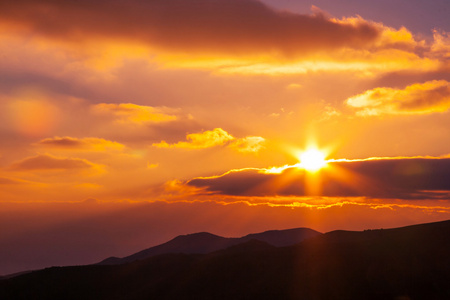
[
  {"xmin": 10, "ymin": 154, "xmax": 95, "ymax": 171},
  {"xmin": 373, "ymin": 69, "xmax": 450, "ymax": 90},
  {"xmin": 188, "ymin": 158, "xmax": 450, "ymax": 199},
  {"xmin": 36, "ymin": 137, "xmax": 125, "ymax": 152},
  {"xmin": 38, "ymin": 137, "xmax": 84, "ymax": 148},
  {"xmin": 0, "ymin": 0, "xmax": 380, "ymax": 56}
]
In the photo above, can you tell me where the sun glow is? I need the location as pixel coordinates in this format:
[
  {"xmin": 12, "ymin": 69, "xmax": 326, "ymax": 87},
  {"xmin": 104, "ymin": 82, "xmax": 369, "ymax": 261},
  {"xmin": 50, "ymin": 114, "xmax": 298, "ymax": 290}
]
[{"xmin": 299, "ymin": 149, "xmax": 327, "ymax": 171}]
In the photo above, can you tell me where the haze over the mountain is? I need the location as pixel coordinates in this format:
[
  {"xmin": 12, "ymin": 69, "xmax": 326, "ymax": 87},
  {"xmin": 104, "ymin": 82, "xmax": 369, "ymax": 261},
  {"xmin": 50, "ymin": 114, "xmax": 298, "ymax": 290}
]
[
  {"xmin": 98, "ymin": 227, "xmax": 321, "ymax": 265},
  {"xmin": 1, "ymin": 220, "xmax": 449, "ymax": 300}
]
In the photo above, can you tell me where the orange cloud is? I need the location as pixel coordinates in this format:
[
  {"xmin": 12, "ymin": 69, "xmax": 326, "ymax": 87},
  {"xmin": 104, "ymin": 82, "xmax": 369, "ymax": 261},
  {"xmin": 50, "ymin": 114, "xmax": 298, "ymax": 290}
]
[
  {"xmin": 429, "ymin": 29, "xmax": 450, "ymax": 59},
  {"xmin": 10, "ymin": 154, "xmax": 98, "ymax": 172},
  {"xmin": 92, "ymin": 103, "xmax": 177, "ymax": 124},
  {"xmin": 153, "ymin": 128, "xmax": 266, "ymax": 153},
  {"xmin": 332, "ymin": 15, "xmax": 421, "ymax": 50},
  {"xmin": 155, "ymin": 15, "xmax": 446, "ymax": 75},
  {"xmin": 229, "ymin": 136, "xmax": 266, "ymax": 153},
  {"xmin": 1, "ymin": 0, "xmax": 446, "ymax": 77},
  {"xmin": 346, "ymin": 80, "xmax": 450, "ymax": 116},
  {"xmin": 0, "ymin": 0, "xmax": 379, "ymax": 57},
  {"xmin": 153, "ymin": 128, "xmax": 234, "ymax": 149},
  {"xmin": 37, "ymin": 137, "xmax": 125, "ymax": 151}
]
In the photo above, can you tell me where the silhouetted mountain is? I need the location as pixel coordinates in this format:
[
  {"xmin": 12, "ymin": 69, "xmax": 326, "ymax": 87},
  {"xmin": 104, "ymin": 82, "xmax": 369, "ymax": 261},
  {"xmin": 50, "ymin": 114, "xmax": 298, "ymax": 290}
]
[
  {"xmin": 242, "ymin": 227, "xmax": 320, "ymax": 247},
  {"xmin": 0, "ymin": 270, "xmax": 32, "ymax": 280},
  {"xmin": 98, "ymin": 232, "xmax": 231, "ymax": 265},
  {"xmin": 98, "ymin": 227, "xmax": 321, "ymax": 265},
  {"xmin": 1, "ymin": 220, "xmax": 449, "ymax": 300},
  {"xmin": 212, "ymin": 239, "xmax": 276, "ymax": 255}
]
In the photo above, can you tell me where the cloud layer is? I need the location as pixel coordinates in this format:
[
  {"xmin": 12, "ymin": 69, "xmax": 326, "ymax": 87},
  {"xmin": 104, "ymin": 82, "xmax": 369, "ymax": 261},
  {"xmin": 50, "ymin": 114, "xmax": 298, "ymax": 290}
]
[
  {"xmin": 153, "ymin": 128, "xmax": 265, "ymax": 152},
  {"xmin": 188, "ymin": 157, "xmax": 450, "ymax": 199},
  {"xmin": 92, "ymin": 103, "xmax": 178, "ymax": 124},
  {"xmin": 37, "ymin": 137, "xmax": 125, "ymax": 151},
  {"xmin": 346, "ymin": 80, "xmax": 450, "ymax": 116},
  {"xmin": 10, "ymin": 154, "xmax": 97, "ymax": 171},
  {"xmin": 154, "ymin": 128, "xmax": 234, "ymax": 149},
  {"xmin": 0, "ymin": 0, "xmax": 381, "ymax": 57}
]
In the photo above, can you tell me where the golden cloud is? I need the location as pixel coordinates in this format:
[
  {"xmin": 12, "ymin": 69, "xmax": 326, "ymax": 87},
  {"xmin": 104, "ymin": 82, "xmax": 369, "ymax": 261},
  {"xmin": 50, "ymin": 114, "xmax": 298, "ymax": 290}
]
[
  {"xmin": 332, "ymin": 16, "xmax": 421, "ymax": 50},
  {"xmin": 37, "ymin": 137, "xmax": 125, "ymax": 151},
  {"xmin": 153, "ymin": 128, "xmax": 266, "ymax": 153},
  {"xmin": 92, "ymin": 103, "xmax": 177, "ymax": 124},
  {"xmin": 229, "ymin": 136, "xmax": 265, "ymax": 153},
  {"xmin": 346, "ymin": 80, "xmax": 450, "ymax": 116},
  {"xmin": 429, "ymin": 30, "xmax": 450, "ymax": 59},
  {"xmin": 153, "ymin": 128, "xmax": 234, "ymax": 149}
]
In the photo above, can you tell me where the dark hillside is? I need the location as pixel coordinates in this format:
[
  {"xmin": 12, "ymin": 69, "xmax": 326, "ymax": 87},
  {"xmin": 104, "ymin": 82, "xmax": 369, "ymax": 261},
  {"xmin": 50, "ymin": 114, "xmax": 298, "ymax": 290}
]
[
  {"xmin": 1, "ymin": 220, "xmax": 449, "ymax": 300},
  {"xmin": 98, "ymin": 227, "xmax": 321, "ymax": 265}
]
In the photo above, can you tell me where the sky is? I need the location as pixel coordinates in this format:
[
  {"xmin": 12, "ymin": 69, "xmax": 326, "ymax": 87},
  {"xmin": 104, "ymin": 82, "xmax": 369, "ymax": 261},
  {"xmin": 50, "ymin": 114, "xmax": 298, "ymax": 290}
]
[{"xmin": 1, "ymin": 0, "xmax": 450, "ymax": 275}]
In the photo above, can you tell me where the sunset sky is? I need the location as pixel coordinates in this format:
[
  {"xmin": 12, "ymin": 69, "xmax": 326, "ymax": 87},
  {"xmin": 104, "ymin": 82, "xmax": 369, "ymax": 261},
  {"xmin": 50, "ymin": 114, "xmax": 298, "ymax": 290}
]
[{"xmin": 1, "ymin": 0, "xmax": 450, "ymax": 275}]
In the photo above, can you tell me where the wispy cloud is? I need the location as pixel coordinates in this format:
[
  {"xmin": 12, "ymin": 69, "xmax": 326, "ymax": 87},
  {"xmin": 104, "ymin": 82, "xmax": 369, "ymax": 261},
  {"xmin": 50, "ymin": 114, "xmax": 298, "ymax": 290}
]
[
  {"xmin": 36, "ymin": 136, "xmax": 125, "ymax": 151},
  {"xmin": 92, "ymin": 103, "xmax": 178, "ymax": 124},
  {"xmin": 346, "ymin": 80, "xmax": 450, "ymax": 116},
  {"xmin": 153, "ymin": 128, "xmax": 265, "ymax": 153},
  {"xmin": 9, "ymin": 154, "xmax": 99, "ymax": 172},
  {"xmin": 229, "ymin": 136, "xmax": 266, "ymax": 153},
  {"xmin": 153, "ymin": 128, "xmax": 234, "ymax": 149}
]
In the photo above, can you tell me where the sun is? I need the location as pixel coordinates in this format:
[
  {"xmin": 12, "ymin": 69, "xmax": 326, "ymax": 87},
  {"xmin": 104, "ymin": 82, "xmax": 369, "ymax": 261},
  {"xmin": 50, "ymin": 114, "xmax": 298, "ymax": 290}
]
[{"xmin": 299, "ymin": 148, "xmax": 327, "ymax": 171}]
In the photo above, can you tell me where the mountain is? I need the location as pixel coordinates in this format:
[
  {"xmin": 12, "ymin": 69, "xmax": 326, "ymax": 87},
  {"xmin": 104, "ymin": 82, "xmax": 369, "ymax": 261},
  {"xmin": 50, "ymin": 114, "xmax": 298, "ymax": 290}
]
[
  {"xmin": 98, "ymin": 227, "xmax": 321, "ymax": 265},
  {"xmin": 1, "ymin": 220, "xmax": 449, "ymax": 300},
  {"xmin": 242, "ymin": 227, "xmax": 321, "ymax": 247}
]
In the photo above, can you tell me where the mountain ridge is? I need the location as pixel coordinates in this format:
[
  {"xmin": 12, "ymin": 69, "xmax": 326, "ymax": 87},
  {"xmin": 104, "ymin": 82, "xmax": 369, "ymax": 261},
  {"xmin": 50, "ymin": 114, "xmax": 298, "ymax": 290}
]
[
  {"xmin": 1, "ymin": 219, "xmax": 450, "ymax": 299},
  {"xmin": 97, "ymin": 227, "xmax": 321, "ymax": 265}
]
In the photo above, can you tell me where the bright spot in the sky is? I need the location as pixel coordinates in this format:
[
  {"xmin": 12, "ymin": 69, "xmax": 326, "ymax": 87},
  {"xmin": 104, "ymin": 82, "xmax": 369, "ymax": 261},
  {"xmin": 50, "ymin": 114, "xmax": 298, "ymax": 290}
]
[{"xmin": 299, "ymin": 149, "xmax": 327, "ymax": 171}]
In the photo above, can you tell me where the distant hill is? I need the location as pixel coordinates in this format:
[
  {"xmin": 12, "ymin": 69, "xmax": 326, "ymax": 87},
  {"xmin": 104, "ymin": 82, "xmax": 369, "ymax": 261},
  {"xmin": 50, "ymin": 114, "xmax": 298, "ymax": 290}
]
[
  {"xmin": 98, "ymin": 227, "xmax": 321, "ymax": 265},
  {"xmin": 1, "ymin": 220, "xmax": 449, "ymax": 300},
  {"xmin": 242, "ymin": 227, "xmax": 321, "ymax": 247}
]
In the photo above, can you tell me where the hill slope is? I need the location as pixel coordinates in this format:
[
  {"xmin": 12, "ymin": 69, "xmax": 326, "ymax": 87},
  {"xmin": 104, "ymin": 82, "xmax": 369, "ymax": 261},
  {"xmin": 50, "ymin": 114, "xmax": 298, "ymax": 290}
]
[{"xmin": 98, "ymin": 227, "xmax": 321, "ymax": 265}]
